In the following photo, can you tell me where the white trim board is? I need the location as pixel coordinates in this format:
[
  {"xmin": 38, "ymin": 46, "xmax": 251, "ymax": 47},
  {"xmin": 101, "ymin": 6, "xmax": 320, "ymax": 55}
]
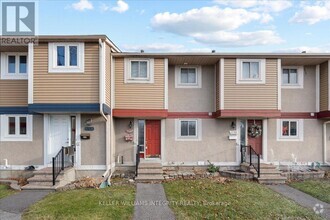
[
  {"xmin": 262, "ymin": 119, "xmax": 268, "ymax": 162},
  {"xmin": 220, "ymin": 58, "xmax": 224, "ymax": 110},
  {"xmin": 316, "ymin": 65, "xmax": 320, "ymax": 112},
  {"xmin": 28, "ymin": 43, "xmax": 34, "ymax": 104},
  {"xmin": 277, "ymin": 59, "xmax": 281, "ymax": 110},
  {"xmin": 164, "ymin": 58, "xmax": 169, "ymax": 109}
]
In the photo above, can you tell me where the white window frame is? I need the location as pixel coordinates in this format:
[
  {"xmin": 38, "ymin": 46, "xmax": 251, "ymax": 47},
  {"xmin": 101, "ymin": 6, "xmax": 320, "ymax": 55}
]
[
  {"xmin": 276, "ymin": 119, "xmax": 303, "ymax": 141},
  {"xmin": 175, "ymin": 119, "xmax": 202, "ymax": 141},
  {"xmin": 281, "ymin": 66, "xmax": 304, "ymax": 89},
  {"xmin": 175, "ymin": 65, "xmax": 202, "ymax": 88},
  {"xmin": 124, "ymin": 58, "xmax": 154, "ymax": 83},
  {"xmin": 236, "ymin": 59, "xmax": 266, "ymax": 84},
  {"xmin": 48, "ymin": 42, "xmax": 84, "ymax": 73},
  {"xmin": 0, "ymin": 53, "xmax": 28, "ymax": 79},
  {"xmin": 0, "ymin": 115, "xmax": 33, "ymax": 141}
]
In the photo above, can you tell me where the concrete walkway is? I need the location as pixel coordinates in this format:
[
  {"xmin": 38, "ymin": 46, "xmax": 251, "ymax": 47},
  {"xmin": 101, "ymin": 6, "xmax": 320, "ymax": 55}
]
[
  {"xmin": 0, "ymin": 190, "xmax": 51, "ymax": 220},
  {"xmin": 268, "ymin": 185, "xmax": 330, "ymax": 219},
  {"xmin": 133, "ymin": 183, "xmax": 175, "ymax": 220}
]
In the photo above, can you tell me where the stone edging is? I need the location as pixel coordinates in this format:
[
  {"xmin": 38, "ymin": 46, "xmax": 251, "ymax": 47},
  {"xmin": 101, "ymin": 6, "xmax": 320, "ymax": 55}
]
[{"xmin": 0, "ymin": 180, "xmax": 21, "ymax": 191}]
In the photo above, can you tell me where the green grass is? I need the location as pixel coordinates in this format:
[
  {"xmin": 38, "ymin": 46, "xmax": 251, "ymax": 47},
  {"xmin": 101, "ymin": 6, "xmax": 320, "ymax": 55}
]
[
  {"xmin": 23, "ymin": 185, "xmax": 136, "ymax": 220},
  {"xmin": 290, "ymin": 179, "xmax": 330, "ymax": 203},
  {"xmin": 163, "ymin": 179, "xmax": 321, "ymax": 220},
  {"xmin": 0, "ymin": 184, "xmax": 16, "ymax": 199}
]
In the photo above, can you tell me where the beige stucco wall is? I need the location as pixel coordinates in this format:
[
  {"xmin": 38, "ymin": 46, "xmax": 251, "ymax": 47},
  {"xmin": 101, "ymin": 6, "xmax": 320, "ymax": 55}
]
[
  {"xmin": 168, "ymin": 65, "xmax": 215, "ymax": 112},
  {"xmin": 114, "ymin": 118, "xmax": 134, "ymax": 164},
  {"xmin": 165, "ymin": 119, "xmax": 237, "ymax": 163},
  {"xmin": 281, "ymin": 66, "xmax": 316, "ymax": 112},
  {"xmin": 267, "ymin": 119, "xmax": 323, "ymax": 162},
  {"xmin": 0, "ymin": 115, "xmax": 43, "ymax": 165},
  {"xmin": 80, "ymin": 115, "xmax": 106, "ymax": 165}
]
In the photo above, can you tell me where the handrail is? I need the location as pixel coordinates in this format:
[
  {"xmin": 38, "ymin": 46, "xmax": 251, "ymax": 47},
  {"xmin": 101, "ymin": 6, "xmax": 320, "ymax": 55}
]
[
  {"xmin": 135, "ymin": 145, "xmax": 141, "ymax": 177},
  {"xmin": 240, "ymin": 144, "xmax": 260, "ymax": 178},
  {"xmin": 52, "ymin": 147, "xmax": 64, "ymax": 186}
]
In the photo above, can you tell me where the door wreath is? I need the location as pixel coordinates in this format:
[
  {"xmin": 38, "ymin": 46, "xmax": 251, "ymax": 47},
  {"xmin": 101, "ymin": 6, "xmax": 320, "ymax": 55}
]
[{"xmin": 248, "ymin": 123, "xmax": 262, "ymax": 138}]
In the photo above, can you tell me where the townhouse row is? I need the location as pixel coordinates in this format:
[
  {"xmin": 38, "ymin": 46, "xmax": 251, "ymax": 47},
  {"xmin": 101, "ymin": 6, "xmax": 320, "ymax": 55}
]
[{"xmin": 0, "ymin": 35, "xmax": 329, "ymax": 177}]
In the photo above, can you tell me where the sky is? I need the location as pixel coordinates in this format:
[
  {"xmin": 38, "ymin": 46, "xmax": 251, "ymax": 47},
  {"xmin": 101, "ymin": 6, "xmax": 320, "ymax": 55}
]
[{"xmin": 36, "ymin": 0, "xmax": 330, "ymax": 53}]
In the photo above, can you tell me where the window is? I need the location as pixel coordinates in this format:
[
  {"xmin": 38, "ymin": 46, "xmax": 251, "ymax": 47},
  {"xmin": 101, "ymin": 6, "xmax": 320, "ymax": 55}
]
[
  {"xmin": 0, "ymin": 53, "xmax": 28, "ymax": 79},
  {"xmin": 0, "ymin": 115, "xmax": 33, "ymax": 141},
  {"xmin": 175, "ymin": 119, "xmax": 201, "ymax": 141},
  {"xmin": 236, "ymin": 59, "xmax": 265, "ymax": 84},
  {"xmin": 282, "ymin": 66, "xmax": 303, "ymax": 88},
  {"xmin": 48, "ymin": 43, "xmax": 84, "ymax": 73},
  {"xmin": 175, "ymin": 66, "xmax": 202, "ymax": 88},
  {"xmin": 124, "ymin": 58, "xmax": 154, "ymax": 83},
  {"xmin": 138, "ymin": 120, "xmax": 145, "ymax": 152},
  {"xmin": 277, "ymin": 119, "xmax": 303, "ymax": 141}
]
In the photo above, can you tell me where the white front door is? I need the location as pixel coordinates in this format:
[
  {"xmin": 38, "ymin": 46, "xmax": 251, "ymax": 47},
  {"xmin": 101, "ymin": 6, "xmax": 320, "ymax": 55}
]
[{"xmin": 47, "ymin": 115, "xmax": 71, "ymax": 164}]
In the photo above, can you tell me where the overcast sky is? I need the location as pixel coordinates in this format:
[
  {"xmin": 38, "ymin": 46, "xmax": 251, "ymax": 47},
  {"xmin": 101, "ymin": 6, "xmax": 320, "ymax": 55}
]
[{"xmin": 39, "ymin": 0, "xmax": 330, "ymax": 53}]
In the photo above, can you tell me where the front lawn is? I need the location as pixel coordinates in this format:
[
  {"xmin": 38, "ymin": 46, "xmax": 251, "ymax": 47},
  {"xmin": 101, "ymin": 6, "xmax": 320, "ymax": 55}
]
[
  {"xmin": 164, "ymin": 179, "xmax": 321, "ymax": 220},
  {"xmin": 290, "ymin": 179, "xmax": 330, "ymax": 203},
  {"xmin": 23, "ymin": 185, "xmax": 135, "ymax": 220},
  {"xmin": 0, "ymin": 184, "xmax": 16, "ymax": 199}
]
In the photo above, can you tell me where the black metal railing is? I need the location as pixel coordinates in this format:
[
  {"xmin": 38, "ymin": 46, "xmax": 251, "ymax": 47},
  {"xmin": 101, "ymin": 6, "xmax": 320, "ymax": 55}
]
[
  {"xmin": 135, "ymin": 145, "xmax": 141, "ymax": 176},
  {"xmin": 240, "ymin": 144, "xmax": 260, "ymax": 178},
  {"xmin": 52, "ymin": 147, "xmax": 65, "ymax": 185}
]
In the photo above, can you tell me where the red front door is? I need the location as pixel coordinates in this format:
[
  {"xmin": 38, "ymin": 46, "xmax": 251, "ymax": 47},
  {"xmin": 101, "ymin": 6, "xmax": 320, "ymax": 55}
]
[
  {"xmin": 145, "ymin": 120, "xmax": 161, "ymax": 158},
  {"xmin": 247, "ymin": 120, "xmax": 262, "ymax": 155}
]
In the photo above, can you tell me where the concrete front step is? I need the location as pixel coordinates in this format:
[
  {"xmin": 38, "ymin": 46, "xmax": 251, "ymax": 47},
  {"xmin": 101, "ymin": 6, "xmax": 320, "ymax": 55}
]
[
  {"xmin": 257, "ymin": 175, "xmax": 287, "ymax": 184},
  {"xmin": 137, "ymin": 168, "xmax": 163, "ymax": 175},
  {"xmin": 135, "ymin": 175, "xmax": 164, "ymax": 182},
  {"xmin": 138, "ymin": 163, "xmax": 162, "ymax": 169},
  {"xmin": 21, "ymin": 184, "xmax": 56, "ymax": 190},
  {"xmin": 27, "ymin": 176, "xmax": 60, "ymax": 186}
]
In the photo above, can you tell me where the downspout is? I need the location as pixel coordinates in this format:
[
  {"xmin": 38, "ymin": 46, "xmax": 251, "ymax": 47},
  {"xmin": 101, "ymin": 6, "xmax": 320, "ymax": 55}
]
[
  {"xmin": 99, "ymin": 39, "xmax": 111, "ymax": 179},
  {"xmin": 99, "ymin": 39, "xmax": 107, "ymax": 121},
  {"xmin": 323, "ymin": 121, "xmax": 330, "ymax": 165}
]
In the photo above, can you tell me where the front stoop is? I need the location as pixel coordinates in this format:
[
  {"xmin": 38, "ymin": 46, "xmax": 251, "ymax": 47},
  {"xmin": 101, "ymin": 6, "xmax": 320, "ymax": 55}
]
[
  {"xmin": 241, "ymin": 163, "xmax": 287, "ymax": 184},
  {"xmin": 21, "ymin": 167, "xmax": 75, "ymax": 190},
  {"xmin": 135, "ymin": 162, "xmax": 164, "ymax": 183}
]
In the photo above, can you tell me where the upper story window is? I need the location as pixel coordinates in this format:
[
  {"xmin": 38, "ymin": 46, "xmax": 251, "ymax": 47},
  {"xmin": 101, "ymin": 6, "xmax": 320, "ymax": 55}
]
[
  {"xmin": 282, "ymin": 66, "xmax": 304, "ymax": 89},
  {"xmin": 0, "ymin": 53, "xmax": 28, "ymax": 79},
  {"xmin": 124, "ymin": 58, "xmax": 154, "ymax": 83},
  {"xmin": 175, "ymin": 65, "xmax": 202, "ymax": 88},
  {"xmin": 48, "ymin": 43, "xmax": 84, "ymax": 73},
  {"xmin": 0, "ymin": 115, "xmax": 33, "ymax": 141},
  {"xmin": 175, "ymin": 119, "xmax": 202, "ymax": 141},
  {"xmin": 277, "ymin": 119, "xmax": 303, "ymax": 141},
  {"xmin": 236, "ymin": 59, "xmax": 266, "ymax": 84}
]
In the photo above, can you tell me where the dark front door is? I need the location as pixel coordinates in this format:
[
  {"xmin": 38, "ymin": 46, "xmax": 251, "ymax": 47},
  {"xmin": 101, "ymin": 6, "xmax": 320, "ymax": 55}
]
[
  {"xmin": 145, "ymin": 120, "xmax": 161, "ymax": 158},
  {"xmin": 247, "ymin": 120, "xmax": 262, "ymax": 155}
]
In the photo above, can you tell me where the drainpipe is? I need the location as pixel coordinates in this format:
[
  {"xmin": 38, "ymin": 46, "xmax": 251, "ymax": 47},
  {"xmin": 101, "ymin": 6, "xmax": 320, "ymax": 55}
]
[
  {"xmin": 323, "ymin": 121, "xmax": 330, "ymax": 165},
  {"xmin": 99, "ymin": 39, "xmax": 107, "ymax": 121},
  {"xmin": 99, "ymin": 39, "xmax": 111, "ymax": 178}
]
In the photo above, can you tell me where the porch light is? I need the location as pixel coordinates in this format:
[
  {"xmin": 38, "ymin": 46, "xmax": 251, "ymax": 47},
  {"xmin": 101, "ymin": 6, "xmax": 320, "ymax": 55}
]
[
  {"xmin": 231, "ymin": 121, "xmax": 236, "ymax": 129},
  {"xmin": 85, "ymin": 119, "xmax": 92, "ymax": 126},
  {"xmin": 129, "ymin": 121, "xmax": 133, "ymax": 128}
]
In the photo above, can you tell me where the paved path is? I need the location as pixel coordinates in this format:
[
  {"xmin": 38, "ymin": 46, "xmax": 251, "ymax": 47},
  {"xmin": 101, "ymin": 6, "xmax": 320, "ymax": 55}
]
[
  {"xmin": 268, "ymin": 185, "xmax": 330, "ymax": 219},
  {"xmin": 0, "ymin": 190, "xmax": 51, "ymax": 220},
  {"xmin": 133, "ymin": 183, "xmax": 175, "ymax": 220}
]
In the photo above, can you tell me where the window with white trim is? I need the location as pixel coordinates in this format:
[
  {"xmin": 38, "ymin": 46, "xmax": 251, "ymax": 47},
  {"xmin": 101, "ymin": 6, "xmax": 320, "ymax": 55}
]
[
  {"xmin": 277, "ymin": 119, "xmax": 303, "ymax": 141},
  {"xmin": 175, "ymin": 66, "xmax": 202, "ymax": 88},
  {"xmin": 124, "ymin": 58, "xmax": 154, "ymax": 83},
  {"xmin": 175, "ymin": 119, "xmax": 201, "ymax": 141},
  {"xmin": 0, "ymin": 115, "xmax": 33, "ymax": 141},
  {"xmin": 236, "ymin": 59, "xmax": 265, "ymax": 84},
  {"xmin": 0, "ymin": 53, "xmax": 28, "ymax": 79},
  {"xmin": 48, "ymin": 43, "xmax": 84, "ymax": 73},
  {"xmin": 282, "ymin": 66, "xmax": 304, "ymax": 88}
]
